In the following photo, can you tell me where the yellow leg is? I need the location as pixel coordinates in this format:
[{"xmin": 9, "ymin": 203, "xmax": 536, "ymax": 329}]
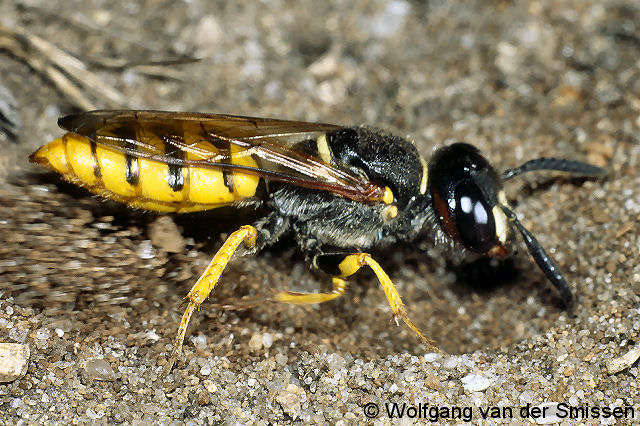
[
  {"xmin": 337, "ymin": 253, "xmax": 438, "ymax": 350},
  {"xmin": 273, "ymin": 277, "xmax": 348, "ymax": 304},
  {"xmin": 164, "ymin": 225, "xmax": 257, "ymax": 374},
  {"xmin": 273, "ymin": 252, "xmax": 439, "ymax": 351}
]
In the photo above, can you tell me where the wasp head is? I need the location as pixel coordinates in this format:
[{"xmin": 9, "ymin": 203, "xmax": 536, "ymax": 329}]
[{"xmin": 428, "ymin": 142, "xmax": 511, "ymax": 258}]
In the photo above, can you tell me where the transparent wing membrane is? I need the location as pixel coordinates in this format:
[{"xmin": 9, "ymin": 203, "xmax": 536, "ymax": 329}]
[{"xmin": 58, "ymin": 110, "xmax": 387, "ymax": 203}]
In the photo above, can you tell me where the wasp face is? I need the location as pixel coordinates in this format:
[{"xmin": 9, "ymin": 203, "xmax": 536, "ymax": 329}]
[{"xmin": 428, "ymin": 143, "xmax": 510, "ymax": 257}]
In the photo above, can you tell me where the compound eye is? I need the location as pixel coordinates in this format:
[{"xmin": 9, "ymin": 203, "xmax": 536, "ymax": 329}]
[{"xmin": 452, "ymin": 182, "xmax": 497, "ymax": 253}]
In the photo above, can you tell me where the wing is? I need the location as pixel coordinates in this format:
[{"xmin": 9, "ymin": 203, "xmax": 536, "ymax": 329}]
[{"xmin": 58, "ymin": 110, "xmax": 388, "ymax": 203}]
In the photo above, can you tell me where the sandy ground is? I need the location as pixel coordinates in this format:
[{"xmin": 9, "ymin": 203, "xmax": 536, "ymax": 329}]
[{"xmin": 0, "ymin": 0, "xmax": 639, "ymax": 423}]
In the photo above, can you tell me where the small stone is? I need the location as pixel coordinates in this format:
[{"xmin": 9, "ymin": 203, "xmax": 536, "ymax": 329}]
[
  {"xmin": 249, "ymin": 333, "xmax": 263, "ymax": 352},
  {"xmin": 192, "ymin": 334, "xmax": 207, "ymax": 350},
  {"xmin": 276, "ymin": 384, "xmax": 306, "ymax": 419},
  {"xmin": 461, "ymin": 373, "xmax": 493, "ymax": 392},
  {"xmin": 535, "ymin": 402, "xmax": 562, "ymax": 424},
  {"xmin": 443, "ymin": 356, "xmax": 460, "ymax": 369},
  {"xmin": 423, "ymin": 353, "xmax": 440, "ymax": 362},
  {"xmin": 137, "ymin": 240, "xmax": 155, "ymax": 259},
  {"xmin": 198, "ymin": 390, "xmax": 210, "ymax": 406},
  {"xmin": 262, "ymin": 333, "xmax": 274, "ymax": 349},
  {"xmin": 199, "ymin": 364, "xmax": 212, "ymax": 376},
  {"xmin": 519, "ymin": 390, "xmax": 536, "ymax": 403},
  {"xmin": 275, "ymin": 353, "xmax": 288, "ymax": 366},
  {"xmin": 606, "ymin": 345, "xmax": 640, "ymax": 374},
  {"xmin": 591, "ymin": 208, "xmax": 610, "ymax": 224},
  {"xmin": 0, "ymin": 343, "xmax": 30, "ymax": 383},
  {"xmin": 149, "ymin": 216, "xmax": 185, "ymax": 253},
  {"xmin": 83, "ymin": 358, "xmax": 117, "ymax": 381},
  {"xmin": 326, "ymin": 353, "xmax": 346, "ymax": 370},
  {"xmin": 86, "ymin": 407, "xmax": 105, "ymax": 420},
  {"xmin": 203, "ymin": 379, "xmax": 217, "ymax": 393},
  {"xmin": 424, "ymin": 375, "xmax": 440, "ymax": 390}
]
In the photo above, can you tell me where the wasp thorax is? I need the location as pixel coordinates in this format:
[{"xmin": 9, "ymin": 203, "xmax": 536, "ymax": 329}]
[{"xmin": 428, "ymin": 143, "xmax": 509, "ymax": 255}]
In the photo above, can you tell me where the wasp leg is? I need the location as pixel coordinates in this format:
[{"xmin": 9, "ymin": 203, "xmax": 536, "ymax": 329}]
[
  {"xmin": 164, "ymin": 225, "xmax": 257, "ymax": 374},
  {"xmin": 273, "ymin": 277, "xmax": 348, "ymax": 304},
  {"xmin": 274, "ymin": 253, "xmax": 439, "ymax": 351}
]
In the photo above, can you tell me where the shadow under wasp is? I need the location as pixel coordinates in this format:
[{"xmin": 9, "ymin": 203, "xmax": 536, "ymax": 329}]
[{"xmin": 29, "ymin": 110, "xmax": 606, "ymax": 372}]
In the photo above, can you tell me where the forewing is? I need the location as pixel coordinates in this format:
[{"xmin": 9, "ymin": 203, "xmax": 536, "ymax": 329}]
[{"xmin": 58, "ymin": 110, "xmax": 386, "ymax": 202}]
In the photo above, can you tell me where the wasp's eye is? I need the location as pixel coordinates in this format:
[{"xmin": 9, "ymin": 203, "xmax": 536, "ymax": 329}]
[
  {"xmin": 450, "ymin": 181, "xmax": 496, "ymax": 252},
  {"xmin": 428, "ymin": 142, "xmax": 504, "ymax": 254}
]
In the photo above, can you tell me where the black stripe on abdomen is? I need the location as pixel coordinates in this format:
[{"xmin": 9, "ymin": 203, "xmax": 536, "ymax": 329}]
[
  {"xmin": 167, "ymin": 163, "xmax": 183, "ymax": 191},
  {"xmin": 90, "ymin": 138, "xmax": 102, "ymax": 179},
  {"xmin": 162, "ymin": 135, "xmax": 184, "ymax": 192},
  {"xmin": 222, "ymin": 170, "xmax": 234, "ymax": 192},
  {"xmin": 203, "ymin": 129, "xmax": 233, "ymax": 192},
  {"xmin": 110, "ymin": 125, "xmax": 139, "ymax": 185},
  {"xmin": 125, "ymin": 153, "xmax": 140, "ymax": 185}
]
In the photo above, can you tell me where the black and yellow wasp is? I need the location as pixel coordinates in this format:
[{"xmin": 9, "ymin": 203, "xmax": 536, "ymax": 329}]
[{"xmin": 30, "ymin": 110, "xmax": 605, "ymax": 371}]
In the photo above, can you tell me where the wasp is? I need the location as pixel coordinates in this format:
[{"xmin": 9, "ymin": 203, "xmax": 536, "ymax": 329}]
[{"xmin": 30, "ymin": 110, "xmax": 606, "ymax": 372}]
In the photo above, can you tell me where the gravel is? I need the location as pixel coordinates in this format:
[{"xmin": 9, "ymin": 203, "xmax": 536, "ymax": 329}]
[
  {"xmin": 1, "ymin": 0, "xmax": 639, "ymax": 423},
  {"xmin": 0, "ymin": 343, "xmax": 30, "ymax": 383}
]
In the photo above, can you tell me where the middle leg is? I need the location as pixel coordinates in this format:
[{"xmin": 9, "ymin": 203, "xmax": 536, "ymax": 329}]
[{"xmin": 272, "ymin": 252, "xmax": 439, "ymax": 351}]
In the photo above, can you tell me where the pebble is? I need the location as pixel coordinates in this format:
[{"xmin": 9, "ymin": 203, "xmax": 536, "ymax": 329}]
[
  {"xmin": 534, "ymin": 402, "xmax": 562, "ymax": 424},
  {"xmin": 198, "ymin": 390, "xmax": 210, "ymax": 406},
  {"xmin": 262, "ymin": 333, "xmax": 274, "ymax": 349},
  {"xmin": 86, "ymin": 407, "xmax": 105, "ymax": 420},
  {"xmin": 200, "ymin": 364, "xmax": 212, "ymax": 376},
  {"xmin": 137, "ymin": 240, "xmax": 155, "ymax": 260},
  {"xmin": 0, "ymin": 343, "xmax": 30, "ymax": 383},
  {"xmin": 249, "ymin": 333, "xmax": 263, "ymax": 352},
  {"xmin": 423, "ymin": 353, "xmax": 440, "ymax": 362},
  {"xmin": 83, "ymin": 358, "xmax": 117, "ymax": 382},
  {"xmin": 276, "ymin": 384, "xmax": 306, "ymax": 419},
  {"xmin": 606, "ymin": 345, "xmax": 640, "ymax": 374},
  {"xmin": 203, "ymin": 379, "xmax": 217, "ymax": 393},
  {"xmin": 443, "ymin": 356, "xmax": 461, "ymax": 369},
  {"xmin": 149, "ymin": 217, "xmax": 186, "ymax": 253},
  {"xmin": 460, "ymin": 373, "xmax": 493, "ymax": 392},
  {"xmin": 275, "ymin": 353, "xmax": 288, "ymax": 366}
]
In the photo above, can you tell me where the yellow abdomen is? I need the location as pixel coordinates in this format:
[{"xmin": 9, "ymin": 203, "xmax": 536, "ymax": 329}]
[{"xmin": 29, "ymin": 133, "xmax": 260, "ymax": 213}]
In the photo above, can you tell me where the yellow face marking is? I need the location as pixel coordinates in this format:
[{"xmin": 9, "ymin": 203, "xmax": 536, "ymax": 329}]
[
  {"xmin": 382, "ymin": 186, "xmax": 394, "ymax": 204},
  {"xmin": 316, "ymin": 133, "xmax": 332, "ymax": 164},
  {"xmin": 419, "ymin": 156, "xmax": 428, "ymax": 194},
  {"xmin": 492, "ymin": 205, "xmax": 509, "ymax": 245},
  {"xmin": 382, "ymin": 205, "xmax": 398, "ymax": 221}
]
